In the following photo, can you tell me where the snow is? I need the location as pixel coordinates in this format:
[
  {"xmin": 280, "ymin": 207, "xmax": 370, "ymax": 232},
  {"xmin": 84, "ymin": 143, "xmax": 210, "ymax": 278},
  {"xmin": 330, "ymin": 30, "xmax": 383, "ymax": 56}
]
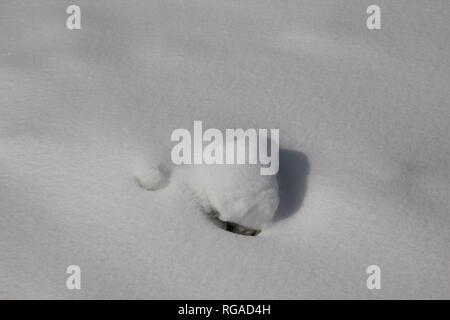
[
  {"xmin": 171, "ymin": 162, "xmax": 279, "ymax": 232},
  {"xmin": 135, "ymin": 164, "xmax": 170, "ymax": 191},
  {"xmin": 1, "ymin": 0, "xmax": 450, "ymax": 299},
  {"xmin": 136, "ymin": 133, "xmax": 280, "ymax": 232}
]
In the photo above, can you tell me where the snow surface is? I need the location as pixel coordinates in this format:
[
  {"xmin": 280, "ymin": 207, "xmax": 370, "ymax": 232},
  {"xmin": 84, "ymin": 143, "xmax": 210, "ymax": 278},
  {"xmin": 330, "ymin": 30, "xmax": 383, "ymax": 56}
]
[
  {"xmin": 166, "ymin": 162, "xmax": 279, "ymax": 231},
  {"xmin": 1, "ymin": 0, "xmax": 450, "ymax": 299}
]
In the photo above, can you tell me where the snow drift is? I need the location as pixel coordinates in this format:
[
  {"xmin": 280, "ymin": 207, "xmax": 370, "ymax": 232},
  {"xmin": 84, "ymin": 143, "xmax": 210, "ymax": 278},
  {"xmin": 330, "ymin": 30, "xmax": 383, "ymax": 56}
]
[{"xmin": 1, "ymin": 0, "xmax": 449, "ymax": 299}]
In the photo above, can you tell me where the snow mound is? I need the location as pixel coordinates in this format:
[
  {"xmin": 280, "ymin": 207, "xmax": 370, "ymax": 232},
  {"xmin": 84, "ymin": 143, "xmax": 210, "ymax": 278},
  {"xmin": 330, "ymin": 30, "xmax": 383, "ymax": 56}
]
[
  {"xmin": 185, "ymin": 164, "xmax": 279, "ymax": 232},
  {"xmin": 134, "ymin": 163, "xmax": 170, "ymax": 191},
  {"xmin": 136, "ymin": 162, "xmax": 279, "ymax": 233}
]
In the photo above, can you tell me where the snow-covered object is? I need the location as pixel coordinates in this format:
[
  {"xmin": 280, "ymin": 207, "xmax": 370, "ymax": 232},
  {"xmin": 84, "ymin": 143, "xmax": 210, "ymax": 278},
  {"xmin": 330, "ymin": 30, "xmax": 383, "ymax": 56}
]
[
  {"xmin": 137, "ymin": 162, "xmax": 279, "ymax": 234},
  {"xmin": 136, "ymin": 134, "xmax": 280, "ymax": 234}
]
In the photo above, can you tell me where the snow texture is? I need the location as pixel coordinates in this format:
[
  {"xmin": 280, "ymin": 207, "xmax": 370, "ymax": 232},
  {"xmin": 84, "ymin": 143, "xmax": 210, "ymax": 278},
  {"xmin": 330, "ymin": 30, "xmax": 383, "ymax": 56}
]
[{"xmin": 1, "ymin": 0, "xmax": 450, "ymax": 299}]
